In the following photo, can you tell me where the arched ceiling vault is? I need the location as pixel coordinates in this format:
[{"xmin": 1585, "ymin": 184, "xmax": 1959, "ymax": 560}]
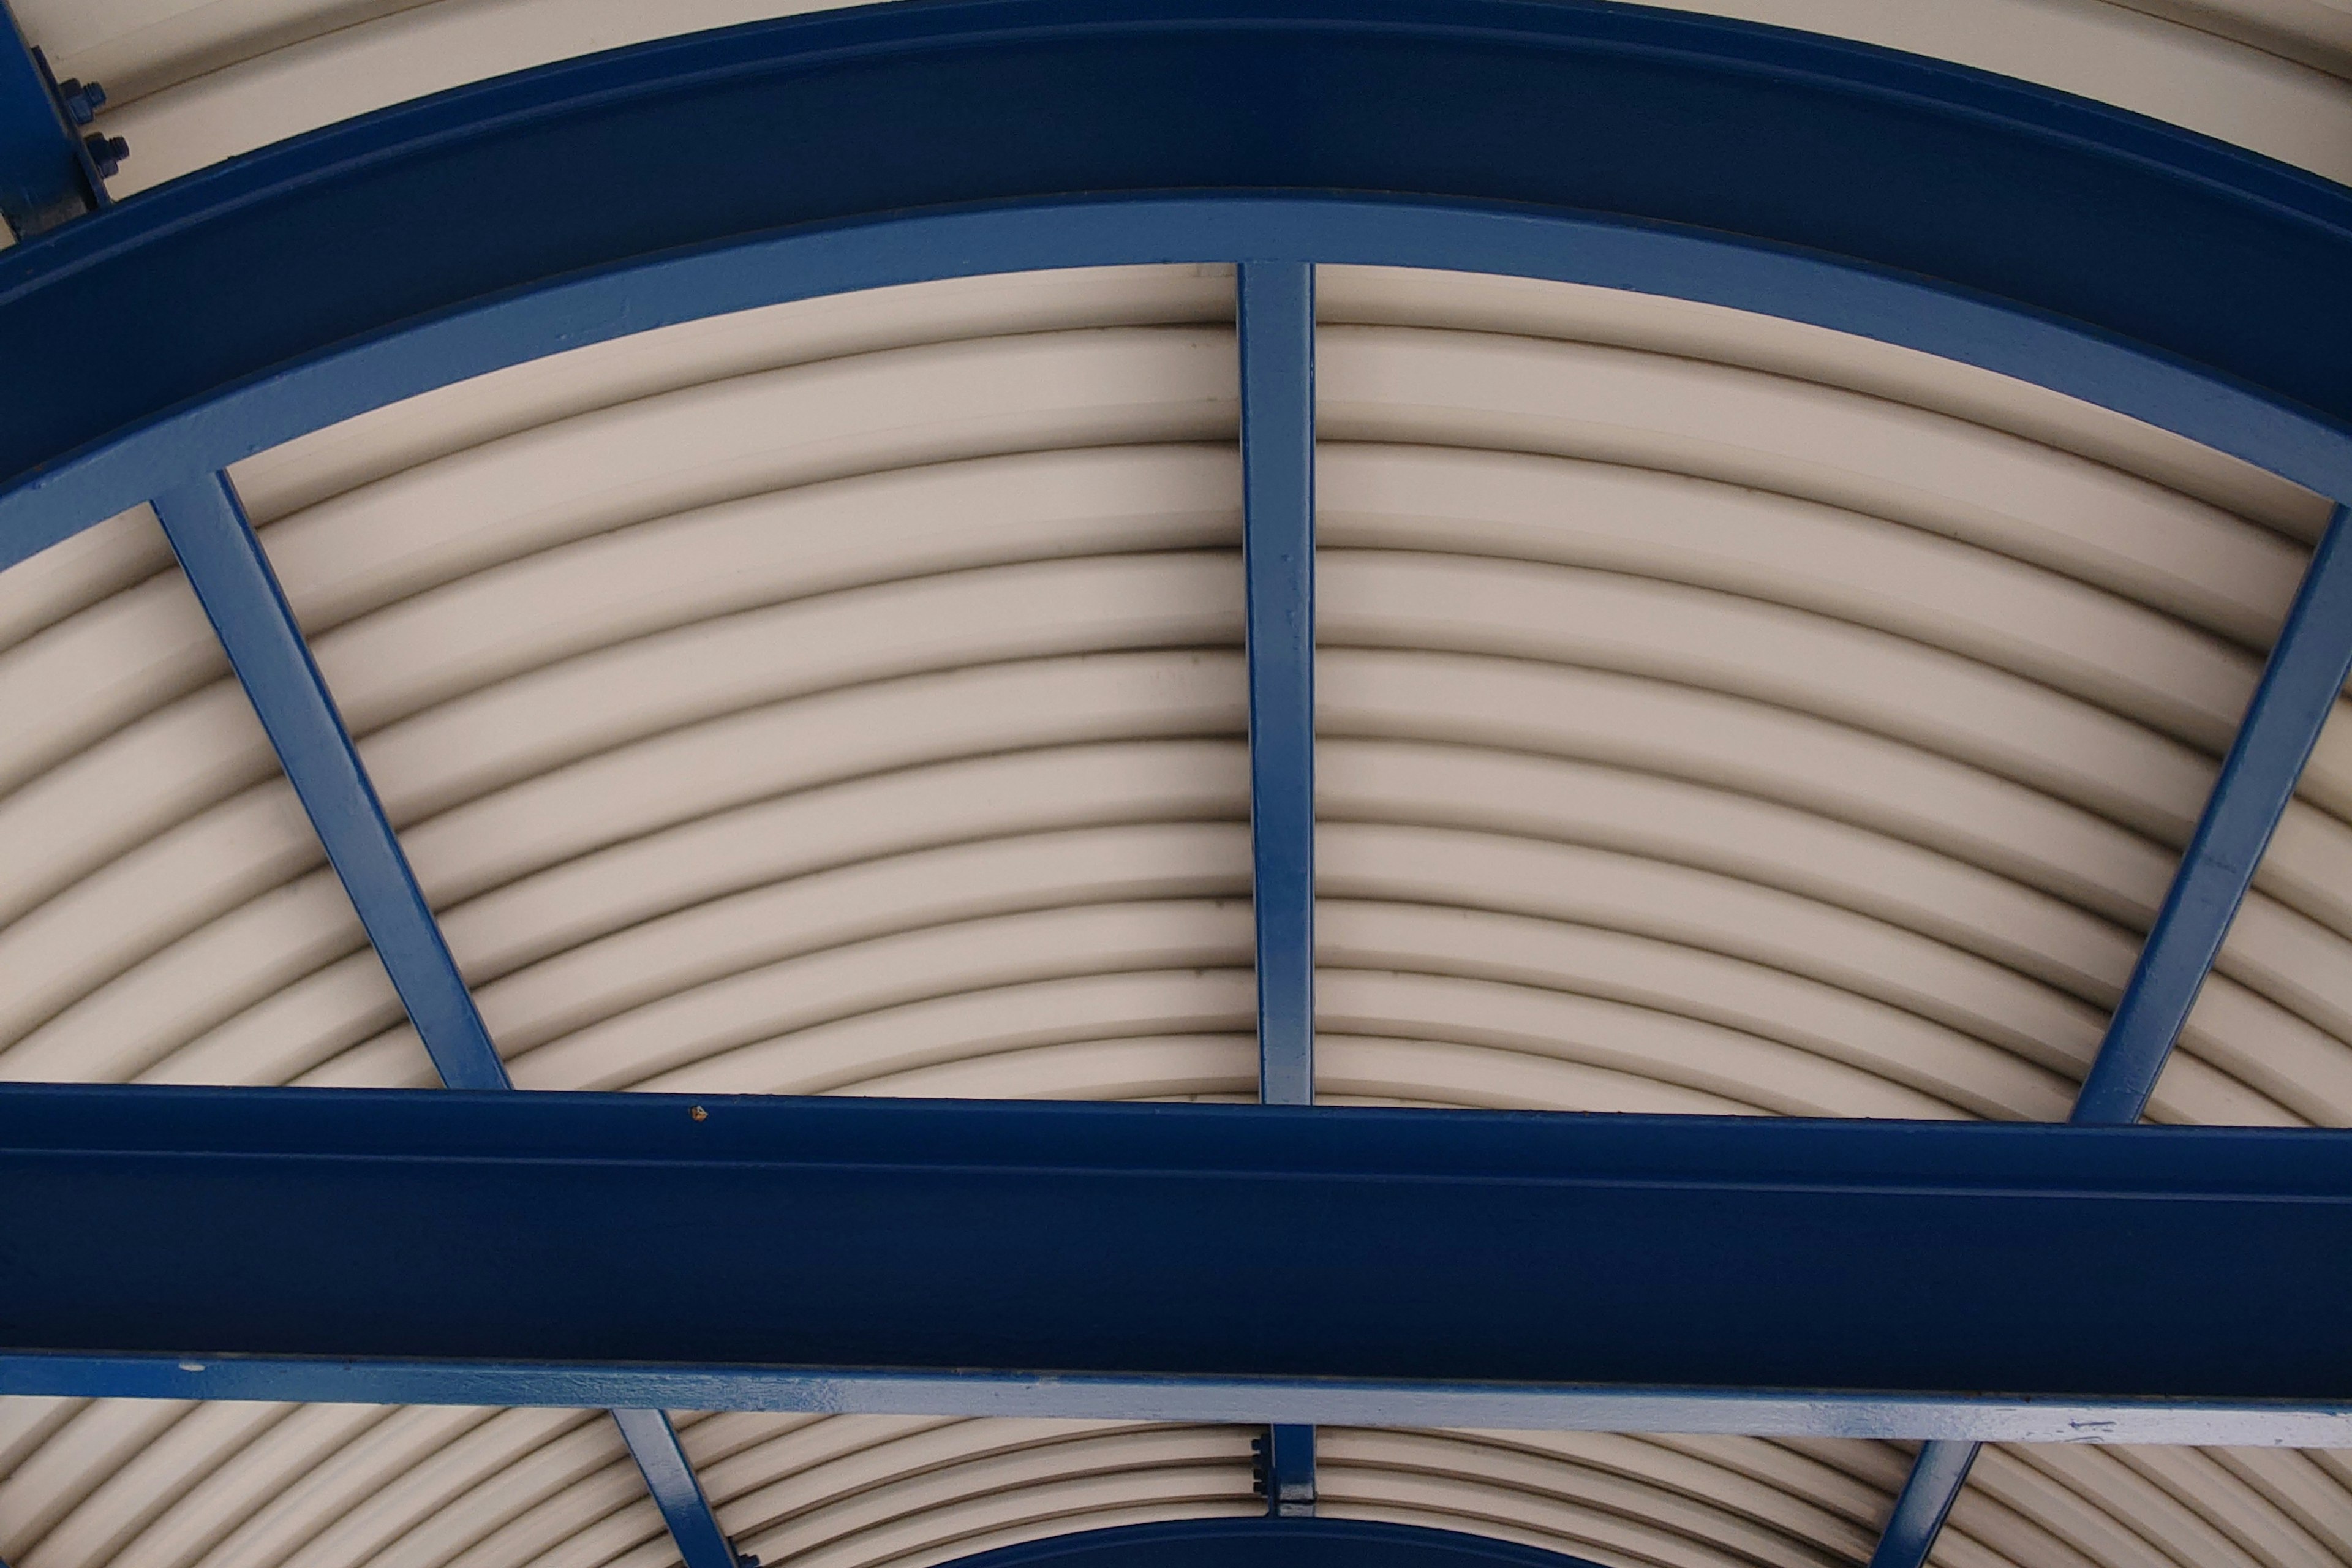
[{"xmin": 2, "ymin": 4, "xmax": 2352, "ymax": 1568}]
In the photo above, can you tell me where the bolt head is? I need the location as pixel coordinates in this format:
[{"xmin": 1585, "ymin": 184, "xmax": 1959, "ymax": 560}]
[
  {"xmin": 56, "ymin": 78, "xmax": 105, "ymax": 124},
  {"xmin": 82, "ymin": 132, "xmax": 127, "ymax": 178}
]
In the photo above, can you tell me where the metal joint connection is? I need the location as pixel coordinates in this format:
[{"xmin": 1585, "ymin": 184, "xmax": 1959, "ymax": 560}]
[
  {"xmin": 47, "ymin": 70, "xmax": 123, "ymax": 176},
  {"xmin": 0, "ymin": 0, "xmax": 126, "ymax": 236},
  {"xmin": 1252, "ymin": 1425, "xmax": 1317, "ymax": 1518}
]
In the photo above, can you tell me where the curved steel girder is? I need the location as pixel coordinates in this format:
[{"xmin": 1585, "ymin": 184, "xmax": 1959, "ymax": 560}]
[
  {"xmin": 930, "ymin": 1520, "xmax": 1610, "ymax": 1568},
  {"xmin": 4, "ymin": 0, "xmax": 2352, "ymax": 569}
]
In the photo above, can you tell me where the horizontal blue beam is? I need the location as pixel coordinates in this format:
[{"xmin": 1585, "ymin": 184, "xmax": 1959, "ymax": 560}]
[
  {"xmin": 1240, "ymin": 259, "xmax": 1317, "ymax": 1109},
  {"xmin": 939, "ymin": 1518, "xmax": 1604, "ymax": 1568},
  {"xmin": 8, "ymin": 0, "xmax": 2352, "ymax": 571},
  {"xmin": 6, "ymin": 1351, "xmax": 2345, "ymax": 1446},
  {"xmin": 149, "ymin": 473, "xmax": 508, "ymax": 1091},
  {"xmin": 4, "ymin": 1085, "xmax": 2352, "ymax": 1425}
]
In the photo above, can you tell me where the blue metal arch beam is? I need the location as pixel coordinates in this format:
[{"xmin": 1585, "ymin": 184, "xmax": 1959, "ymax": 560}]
[
  {"xmin": 6, "ymin": 195, "xmax": 2351, "ymax": 571},
  {"xmin": 925, "ymin": 1518, "xmax": 1610, "ymax": 1568},
  {"xmin": 6, "ymin": 0, "xmax": 2352, "ymax": 571}
]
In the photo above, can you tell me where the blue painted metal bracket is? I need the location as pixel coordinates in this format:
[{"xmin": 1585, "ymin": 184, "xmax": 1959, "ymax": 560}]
[
  {"xmin": 1255, "ymin": 1424, "xmax": 1317, "ymax": 1517},
  {"xmin": 929, "ymin": 1518, "xmax": 1606, "ymax": 1568},
  {"xmin": 149, "ymin": 472, "xmax": 508, "ymax": 1090},
  {"xmin": 1240, "ymin": 259, "xmax": 1316, "ymax": 1106},
  {"xmin": 612, "ymin": 1409, "xmax": 750, "ymax": 1568},
  {"xmin": 0, "ymin": 0, "xmax": 121, "ymax": 237},
  {"xmin": 1869, "ymin": 502, "xmax": 2352, "ymax": 1566},
  {"xmin": 7, "ymin": 1085, "xmax": 2352, "ymax": 1428}
]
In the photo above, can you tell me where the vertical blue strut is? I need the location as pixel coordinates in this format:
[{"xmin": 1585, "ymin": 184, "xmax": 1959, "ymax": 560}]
[
  {"xmin": 1239, "ymin": 260, "xmax": 1319, "ymax": 1516},
  {"xmin": 1240, "ymin": 260, "xmax": 1318, "ymax": 1109},
  {"xmin": 1869, "ymin": 502, "xmax": 2352, "ymax": 1568},
  {"xmin": 151, "ymin": 471, "xmax": 742, "ymax": 1568}
]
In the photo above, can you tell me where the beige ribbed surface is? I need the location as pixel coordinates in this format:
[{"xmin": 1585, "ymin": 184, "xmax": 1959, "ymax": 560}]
[{"xmin": 6, "ymin": 257, "xmax": 2352, "ymax": 1567}]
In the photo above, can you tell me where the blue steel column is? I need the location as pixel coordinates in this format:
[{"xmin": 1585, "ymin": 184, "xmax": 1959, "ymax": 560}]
[
  {"xmin": 152, "ymin": 471, "xmax": 741, "ymax": 1568},
  {"xmin": 1869, "ymin": 501, "xmax": 2352, "ymax": 1568},
  {"xmin": 1240, "ymin": 260, "xmax": 1317, "ymax": 1108}
]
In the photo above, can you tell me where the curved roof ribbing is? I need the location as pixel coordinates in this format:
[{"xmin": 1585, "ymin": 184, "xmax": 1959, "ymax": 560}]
[{"xmin": 2, "ymin": 4, "xmax": 2350, "ymax": 1568}]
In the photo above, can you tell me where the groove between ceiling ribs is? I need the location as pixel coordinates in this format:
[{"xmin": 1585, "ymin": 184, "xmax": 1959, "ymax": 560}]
[{"xmin": 2, "ymin": 265, "xmax": 2348, "ymax": 1568}]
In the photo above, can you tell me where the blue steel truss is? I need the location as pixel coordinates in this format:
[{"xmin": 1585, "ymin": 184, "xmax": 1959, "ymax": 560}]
[{"xmin": 6, "ymin": 1, "xmax": 2352, "ymax": 1562}]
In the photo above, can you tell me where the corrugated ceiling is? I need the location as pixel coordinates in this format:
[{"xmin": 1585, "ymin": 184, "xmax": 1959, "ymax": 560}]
[{"xmin": 4, "ymin": 2, "xmax": 2352, "ymax": 1566}]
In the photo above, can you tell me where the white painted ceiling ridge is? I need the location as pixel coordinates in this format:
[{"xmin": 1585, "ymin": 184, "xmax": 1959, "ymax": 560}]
[{"xmin": 10, "ymin": 0, "xmax": 2352, "ymax": 195}]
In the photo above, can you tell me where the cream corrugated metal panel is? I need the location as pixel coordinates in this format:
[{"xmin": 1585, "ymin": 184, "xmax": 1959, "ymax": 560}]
[{"xmin": 7, "ymin": 255, "xmax": 2352, "ymax": 1568}]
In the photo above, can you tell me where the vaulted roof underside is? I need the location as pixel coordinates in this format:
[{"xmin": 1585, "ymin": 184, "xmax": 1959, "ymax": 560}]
[{"xmin": 3, "ymin": 3, "xmax": 2352, "ymax": 1567}]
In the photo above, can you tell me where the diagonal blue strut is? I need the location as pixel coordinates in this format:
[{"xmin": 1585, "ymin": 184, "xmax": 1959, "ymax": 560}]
[
  {"xmin": 149, "ymin": 472, "xmax": 507, "ymax": 1090},
  {"xmin": 1869, "ymin": 501, "xmax": 2352, "ymax": 1568},
  {"xmin": 614, "ymin": 1409, "xmax": 748, "ymax": 1568},
  {"xmin": 151, "ymin": 470, "xmax": 742, "ymax": 1568}
]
